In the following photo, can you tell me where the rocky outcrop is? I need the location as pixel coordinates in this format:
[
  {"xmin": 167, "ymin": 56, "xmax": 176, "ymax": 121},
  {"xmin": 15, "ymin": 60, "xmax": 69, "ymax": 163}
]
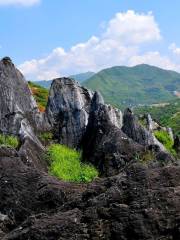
[
  {"xmin": 0, "ymin": 57, "xmax": 48, "ymax": 169},
  {"xmin": 46, "ymin": 78, "xmax": 93, "ymax": 148},
  {"xmin": 82, "ymin": 94, "xmax": 143, "ymax": 176},
  {"xmin": 46, "ymin": 79, "xmax": 122, "ymax": 148},
  {"xmin": 122, "ymin": 108, "xmax": 167, "ymax": 152},
  {"xmin": 0, "ymin": 147, "xmax": 180, "ymax": 240},
  {"xmin": 0, "ymin": 58, "xmax": 38, "ymax": 135}
]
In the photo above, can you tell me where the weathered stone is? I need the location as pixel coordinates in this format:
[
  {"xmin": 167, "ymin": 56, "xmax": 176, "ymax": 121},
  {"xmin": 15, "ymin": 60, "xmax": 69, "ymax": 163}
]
[
  {"xmin": 46, "ymin": 78, "xmax": 93, "ymax": 148},
  {"xmin": 122, "ymin": 108, "xmax": 166, "ymax": 152},
  {"xmin": 82, "ymin": 100, "xmax": 143, "ymax": 176}
]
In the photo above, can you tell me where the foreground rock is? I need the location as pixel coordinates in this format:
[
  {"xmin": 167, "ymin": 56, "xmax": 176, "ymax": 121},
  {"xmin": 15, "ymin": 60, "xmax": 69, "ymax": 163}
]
[{"xmin": 0, "ymin": 147, "xmax": 180, "ymax": 240}]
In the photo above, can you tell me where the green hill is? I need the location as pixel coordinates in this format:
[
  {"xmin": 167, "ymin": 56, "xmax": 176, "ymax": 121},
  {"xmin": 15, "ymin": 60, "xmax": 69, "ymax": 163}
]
[{"xmin": 83, "ymin": 64, "xmax": 180, "ymax": 108}]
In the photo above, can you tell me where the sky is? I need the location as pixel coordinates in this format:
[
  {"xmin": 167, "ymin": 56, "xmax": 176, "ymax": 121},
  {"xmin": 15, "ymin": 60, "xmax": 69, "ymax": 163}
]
[{"xmin": 0, "ymin": 0, "xmax": 180, "ymax": 80}]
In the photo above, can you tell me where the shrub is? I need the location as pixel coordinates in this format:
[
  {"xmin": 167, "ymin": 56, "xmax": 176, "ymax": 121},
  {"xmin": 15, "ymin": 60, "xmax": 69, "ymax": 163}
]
[
  {"xmin": 39, "ymin": 132, "xmax": 53, "ymax": 145},
  {"xmin": 28, "ymin": 81, "xmax": 49, "ymax": 112},
  {"xmin": 0, "ymin": 134, "xmax": 19, "ymax": 148},
  {"xmin": 46, "ymin": 144, "xmax": 98, "ymax": 183},
  {"xmin": 154, "ymin": 130, "xmax": 176, "ymax": 155}
]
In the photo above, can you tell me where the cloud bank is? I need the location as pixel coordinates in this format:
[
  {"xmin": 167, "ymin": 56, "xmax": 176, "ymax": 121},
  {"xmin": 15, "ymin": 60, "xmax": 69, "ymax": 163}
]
[
  {"xmin": 0, "ymin": 0, "xmax": 40, "ymax": 6},
  {"xmin": 19, "ymin": 10, "xmax": 180, "ymax": 80}
]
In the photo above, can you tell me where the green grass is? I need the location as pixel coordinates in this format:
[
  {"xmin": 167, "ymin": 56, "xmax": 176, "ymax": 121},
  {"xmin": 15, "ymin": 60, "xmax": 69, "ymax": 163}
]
[
  {"xmin": 46, "ymin": 144, "xmax": 98, "ymax": 183},
  {"xmin": 0, "ymin": 134, "xmax": 19, "ymax": 148},
  {"xmin": 154, "ymin": 130, "xmax": 176, "ymax": 155}
]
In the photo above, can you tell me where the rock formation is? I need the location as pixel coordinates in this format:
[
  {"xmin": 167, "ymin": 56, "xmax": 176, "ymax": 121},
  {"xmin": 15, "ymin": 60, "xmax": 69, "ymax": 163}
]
[
  {"xmin": 0, "ymin": 57, "xmax": 179, "ymax": 239},
  {"xmin": 0, "ymin": 57, "xmax": 48, "ymax": 170},
  {"xmin": 46, "ymin": 78, "xmax": 93, "ymax": 148},
  {"xmin": 122, "ymin": 108, "xmax": 167, "ymax": 152},
  {"xmin": 46, "ymin": 79, "xmax": 122, "ymax": 148}
]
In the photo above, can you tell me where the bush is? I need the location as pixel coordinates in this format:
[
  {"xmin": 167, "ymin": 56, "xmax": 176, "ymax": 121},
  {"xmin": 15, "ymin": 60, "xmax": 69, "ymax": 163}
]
[
  {"xmin": 46, "ymin": 144, "xmax": 98, "ymax": 183},
  {"xmin": 39, "ymin": 132, "xmax": 53, "ymax": 145},
  {"xmin": 28, "ymin": 81, "xmax": 49, "ymax": 112},
  {"xmin": 0, "ymin": 134, "xmax": 19, "ymax": 148},
  {"xmin": 154, "ymin": 130, "xmax": 176, "ymax": 155}
]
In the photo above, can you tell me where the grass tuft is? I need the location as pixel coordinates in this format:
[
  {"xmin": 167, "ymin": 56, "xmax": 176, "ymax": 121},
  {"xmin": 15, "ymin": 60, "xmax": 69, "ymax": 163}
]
[
  {"xmin": 0, "ymin": 134, "xmax": 19, "ymax": 148},
  {"xmin": 46, "ymin": 144, "xmax": 98, "ymax": 183},
  {"xmin": 154, "ymin": 130, "xmax": 176, "ymax": 155}
]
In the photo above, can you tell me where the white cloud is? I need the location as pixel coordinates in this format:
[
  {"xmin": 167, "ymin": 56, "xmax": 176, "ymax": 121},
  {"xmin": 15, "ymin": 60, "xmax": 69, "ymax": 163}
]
[
  {"xmin": 19, "ymin": 10, "xmax": 180, "ymax": 81},
  {"xmin": 104, "ymin": 10, "xmax": 161, "ymax": 45},
  {"xmin": 169, "ymin": 43, "xmax": 180, "ymax": 56},
  {"xmin": 0, "ymin": 0, "xmax": 40, "ymax": 6},
  {"xmin": 129, "ymin": 51, "xmax": 180, "ymax": 72}
]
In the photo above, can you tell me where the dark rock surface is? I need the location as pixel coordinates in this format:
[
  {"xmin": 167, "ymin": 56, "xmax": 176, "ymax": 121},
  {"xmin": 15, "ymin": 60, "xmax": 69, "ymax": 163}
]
[
  {"xmin": 0, "ymin": 149, "xmax": 180, "ymax": 240},
  {"xmin": 82, "ymin": 96, "xmax": 143, "ymax": 176},
  {"xmin": 174, "ymin": 136, "xmax": 180, "ymax": 153}
]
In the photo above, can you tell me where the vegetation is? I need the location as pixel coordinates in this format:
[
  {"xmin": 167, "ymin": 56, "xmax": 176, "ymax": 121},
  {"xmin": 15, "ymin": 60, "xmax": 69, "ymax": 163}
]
[
  {"xmin": 0, "ymin": 134, "xmax": 19, "ymax": 148},
  {"xmin": 135, "ymin": 151, "xmax": 156, "ymax": 165},
  {"xmin": 135, "ymin": 99, "xmax": 180, "ymax": 136},
  {"xmin": 39, "ymin": 132, "xmax": 53, "ymax": 146},
  {"xmin": 46, "ymin": 144, "xmax": 98, "ymax": 183},
  {"xmin": 83, "ymin": 64, "xmax": 180, "ymax": 108},
  {"xmin": 28, "ymin": 81, "xmax": 49, "ymax": 112},
  {"xmin": 154, "ymin": 130, "xmax": 176, "ymax": 155}
]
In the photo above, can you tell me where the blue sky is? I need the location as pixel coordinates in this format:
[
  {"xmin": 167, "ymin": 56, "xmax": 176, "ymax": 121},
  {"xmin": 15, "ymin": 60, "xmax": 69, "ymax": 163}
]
[{"xmin": 0, "ymin": 0, "xmax": 180, "ymax": 80}]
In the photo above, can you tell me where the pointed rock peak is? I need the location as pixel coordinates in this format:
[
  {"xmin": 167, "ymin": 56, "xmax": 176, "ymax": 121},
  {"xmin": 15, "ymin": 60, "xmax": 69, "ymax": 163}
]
[
  {"xmin": 123, "ymin": 108, "xmax": 136, "ymax": 126},
  {"xmin": 91, "ymin": 91, "xmax": 104, "ymax": 111},
  {"xmin": 1, "ymin": 56, "xmax": 13, "ymax": 65},
  {"xmin": 93, "ymin": 91, "xmax": 104, "ymax": 104}
]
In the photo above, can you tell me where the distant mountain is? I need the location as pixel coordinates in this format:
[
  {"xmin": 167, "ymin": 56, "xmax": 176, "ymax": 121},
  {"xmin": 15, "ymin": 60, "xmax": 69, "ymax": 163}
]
[
  {"xmin": 34, "ymin": 80, "xmax": 52, "ymax": 89},
  {"xmin": 83, "ymin": 64, "xmax": 180, "ymax": 108},
  {"xmin": 34, "ymin": 71, "xmax": 95, "ymax": 89},
  {"xmin": 69, "ymin": 71, "xmax": 95, "ymax": 83}
]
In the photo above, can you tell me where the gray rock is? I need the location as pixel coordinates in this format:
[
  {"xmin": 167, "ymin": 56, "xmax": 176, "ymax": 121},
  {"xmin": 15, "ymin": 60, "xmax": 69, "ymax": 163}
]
[
  {"xmin": 0, "ymin": 57, "xmax": 37, "ymax": 135},
  {"xmin": 46, "ymin": 77, "xmax": 93, "ymax": 148},
  {"xmin": 0, "ymin": 57, "xmax": 48, "ymax": 169},
  {"xmin": 46, "ymin": 81, "xmax": 123, "ymax": 148},
  {"xmin": 122, "ymin": 108, "xmax": 166, "ymax": 152}
]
